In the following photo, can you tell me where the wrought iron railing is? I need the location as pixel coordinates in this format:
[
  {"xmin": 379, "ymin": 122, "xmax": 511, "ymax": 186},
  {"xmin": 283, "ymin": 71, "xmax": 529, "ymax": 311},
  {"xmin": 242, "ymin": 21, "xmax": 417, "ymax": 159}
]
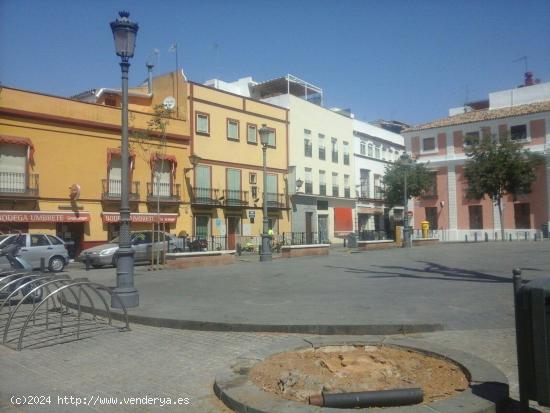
[
  {"xmin": 319, "ymin": 184, "xmax": 326, "ymax": 196},
  {"xmin": 265, "ymin": 193, "xmax": 286, "ymax": 209},
  {"xmin": 223, "ymin": 189, "xmax": 249, "ymax": 207},
  {"xmin": 101, "ymin": 179, "xmax": 140, "ymax": 201},
  {"xmin": 332, "ymin": 186, "xmax": 339, "ymax": 197},
  {"xmin": 0, "ymin": 172, "xmax": 38, "ymax": 197},
  {"xmin": 146, "ymin": 182, "xmax": 181, "ymax": 202},
  {"xmin": 304, "ymin": 182, "xmax": 313, "ymax": 194},
  {"xmin": 357, "ymin": 230, "xmax": 389, "ymax": 241},
  {"xmin": 191, "ymin": 187, "xmax": 221, "ymax": 205}
]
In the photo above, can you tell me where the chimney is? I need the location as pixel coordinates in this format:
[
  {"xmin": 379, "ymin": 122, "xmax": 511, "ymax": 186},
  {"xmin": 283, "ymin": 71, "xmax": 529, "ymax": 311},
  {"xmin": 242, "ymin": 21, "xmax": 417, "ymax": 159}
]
[{"xmin": 146, "ymin": 63, "xmax": 154, "ymax": 94}]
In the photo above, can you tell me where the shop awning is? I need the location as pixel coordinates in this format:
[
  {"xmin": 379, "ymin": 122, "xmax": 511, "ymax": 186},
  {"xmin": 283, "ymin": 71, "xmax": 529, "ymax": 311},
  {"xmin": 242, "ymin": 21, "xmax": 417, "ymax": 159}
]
[
  {"xmin": 0, "ymin": 135, "xmax": 35, "ymax": 163},
  {"xmin": 150, "ymin": 153, "xmax": 178, "ymax": 175},
  {"xmin": 357, "ymin": 207, "xmax": 384, "ymax": 215},
  {"xmin": 0, "ymin": 211, "xmax": 90, "ymax": 223},
  {"xmin": 101, "ymin": 212, "xmax": 178, "ymax": 224}
]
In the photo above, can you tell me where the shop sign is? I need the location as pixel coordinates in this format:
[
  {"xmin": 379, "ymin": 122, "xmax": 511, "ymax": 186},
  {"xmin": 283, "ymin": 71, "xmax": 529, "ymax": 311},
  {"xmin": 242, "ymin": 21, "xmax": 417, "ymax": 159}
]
[
  {"xmin": 0, "ymin": 211, "xmax": 90, "ymax": 223},
  {"xmin": 101, "ymin": 212, "xmax": 178, "ymax": 224},
  {"xmin": 248, "ymin": 210, "xmax": 256, "ymax": 219}
]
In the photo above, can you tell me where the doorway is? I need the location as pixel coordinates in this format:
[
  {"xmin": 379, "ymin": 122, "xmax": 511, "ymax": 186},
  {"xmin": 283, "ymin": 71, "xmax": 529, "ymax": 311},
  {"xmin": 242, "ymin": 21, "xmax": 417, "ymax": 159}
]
[
  {"xmin": 318, "ymin": 215, "xmax": 328, "ymax": 243},
  {"xmin": 227, "ymin": 216, "xmax": 241, "ymax": 250},
  {"xmin": 305, "ymin": 212, "xmax": 313, "ymax": 243},
  {"xmin": 56, "ymin": 222, "xmax": 84, "ymax": 259}
]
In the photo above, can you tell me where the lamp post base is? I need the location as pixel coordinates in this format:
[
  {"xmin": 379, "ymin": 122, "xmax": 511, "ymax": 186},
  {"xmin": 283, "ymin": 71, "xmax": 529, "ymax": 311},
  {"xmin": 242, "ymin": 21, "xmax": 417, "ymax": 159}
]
[
  {"xmin": 111, "ymin": 287, "xmax": 139, "ymax": 308},
  {"xmin": 259, "ymin": 233, "xmax": 273, "ymax": 262},
  {"xmin": 260, "ymin": 253, "xmax": 273, "ymax": 262}
]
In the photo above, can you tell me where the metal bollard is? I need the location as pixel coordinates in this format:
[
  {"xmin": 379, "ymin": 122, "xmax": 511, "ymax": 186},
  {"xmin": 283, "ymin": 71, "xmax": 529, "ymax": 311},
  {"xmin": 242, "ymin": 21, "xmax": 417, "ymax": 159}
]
[
  {"xmin": 465, "ymin": 235, "xmax": 468, "ymax": 243},
  {"xmin": 85, "ymin": 253, "xmax": 90, "ymax": 271},
  {"xmin": 509, "ymin": 234, "xmax": 512, "ymax": 241},
  {"xmin": 474, "ymin": 232, "xmax": 478, "ymax": 242},
  {"xmin": 485, "ymin": 232, "xmax": 489, "ymax": 242},
  {"xmin": 495, "ymin": 232, "xmax": 498, "ymax": 240},
  {"xmin": 40, "ymin": 257, "xmax": 46, "ymax": 273},
  {"xmin": 236, "ymin": 243, "xmax": 242, "ymax": 256},
  {"xmin": 524, "ymin": 232, "xmax": 528, "ymax": 241}
]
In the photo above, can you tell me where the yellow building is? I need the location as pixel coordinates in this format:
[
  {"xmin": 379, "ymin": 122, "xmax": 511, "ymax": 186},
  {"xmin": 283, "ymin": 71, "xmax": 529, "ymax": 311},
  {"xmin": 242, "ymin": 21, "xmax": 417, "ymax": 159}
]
[
  {"xmin": 189, "ymin": 82, "xmax": 291, "ymax": 249},
  {"xmin": 0, "ymin": 70, "xmax": 290, "ymax": 255},
  {"xmin": 0, "ymin": 70, "xmax": 191, "ymax": 257}
]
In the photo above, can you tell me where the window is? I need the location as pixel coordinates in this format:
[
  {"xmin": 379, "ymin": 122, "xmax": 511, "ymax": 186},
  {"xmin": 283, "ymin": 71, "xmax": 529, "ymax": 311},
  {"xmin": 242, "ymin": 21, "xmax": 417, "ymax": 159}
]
[
  {"xmin": 469, "ymin": 205, "xmax": 483, "ymax": 229},
  {"xmin": 343, "ymin": 141, "xmax": 350, "ymax": 165},
  {"xmin": 360, "ymin": 141, "xmax": 366, "ymax": 155},
  {"xmin": 510, "ymin": 124, "xmax": 527, "ymax": 141},
  {"xmin": 368, "ymin": 144, "xmax": 373, "ymax": 157},
  {"xmin": 194, "ymin": 165, "xmax": 211, "ymax": 201},
  {"xmin": 375, "ymin": 146, "xmax": 380, "ymax": 159},
  {"xmin": 305, "ymin": 168, "xmax": 313, "ymax": 194},
  {"xmin": 227, "ymin": 119, "xmax": 239, "ymax": 141},
  {"xmin": 464, "ymin": 131, "xmax": 480, "ymax": 146},
  {"xmin": 152, "ymin": 159, "xmax": 172, "ymax": 196},
  {"xmin": 226, "ymin": 168, "xmax": 242, "ymax": 204},
  {"xmin": 304, "ymin": 129, "xmax": 312, "ymax": 157},
  {"xmin": 425, "ymin": 207, "xmax": 438, "ymax": 230},
  {"xmin": 247, "ymin": 124, "xmax": 257, "ymax": 144},
  {"xmin": 30, "ymin": 234, "xmax": 49, "ymax": 247},
  {"xmin": 249, "ymin": 172, "xmax": 257, "ymax": 184},
  {"xmin": 251, "ymin": 186, "xmax": 258, "ymax": 199},
  {"xmin": 0, "ymin": 143, "xmax": 27, "ymax": 192},
  {"xmin": 332, "ymin": 172, "xmax": 339, "ymax": 197},
  {"xmin": 331, "ymin": 138, "xmax": 338, "ymax": 163},
  {"xmin": 388, "ymin": 148, "xmax": 393, "ymax": 161},
  {"xmin": 422, "ymin": 137, "xmax": 436, "ymax": 152},
  {"xmin": 344, "ymin": 175, "xmax": 350, "ymax": 198},
  {"xmin": 196, "ymin": 112, "xmax": 209, "ymax": 135},
  {"xmin": 108, "ymin": 155, "xmax": 122, "ymax": 196},
  {"xmin": 374, "ymin": 174, "xmax": 383, "ymax": 199},
  {"xmin": 195, "ymin": 216, "xmax": 210, "ymax": 238},
  {"xmin": 360, "ymin": 169, "xmax": 370, "ymax": 198},
  {"xmin": 514, "ymin": 203, "xmax": 531, "ymax": 229},
  {"xmin": 423, "ymin": 172, "xmax": 437, "ymax": 198},
  {"xmin": 263, "ymin": 127, "xmax": 276, "ymax": 147},
  {"xmin": 319, "ymin": 170, "xmax": 326, "ymax": 196},
  {"xmin": 381, "ymin": 147, "xmax": 386, "ymax": 161},
  {"xmin": 46, "ymin": 235, "xmax": 63, "ymax": 245},
  {"xmin": 318, "ymin": 134, "xmax": 326, "ymax": 160}
]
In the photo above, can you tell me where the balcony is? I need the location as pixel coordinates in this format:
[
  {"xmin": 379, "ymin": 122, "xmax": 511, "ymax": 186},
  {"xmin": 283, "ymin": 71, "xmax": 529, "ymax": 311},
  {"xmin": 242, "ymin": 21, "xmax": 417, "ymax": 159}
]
[
  {"xmin": 0, "ymin": 172, "xmax": 39, "ymax": 198},
  {"xmin": 147, "ymin": 182, "xmax": 181, "ymax": 203},
  {"xmin": 344, "ymin": 188, "xmax": 351, "ymax": 198},
  {"xmin": 191, "ymin": 187, "xmax": 221, "ymax": 206},
  {"xmin": 319, "ymin": 184, "xmax": 326, "ymax": 196},
  {"xmin": 332, "ymin": 186, "xmax": 339, "ymax": 197},
  {"xmin": 102, "ymin": 179, "xmax": 140, "ymax": 202},
  {"xmin": 223, "ymin": 189, "xmax": 248, "ymax": 207},
  {"xmin": 358, "ymin": 187, "xmax": 385, "ymax": 203},
  {"xmin": 265, "ymin": 193, "xmax": 286, "ymax": 209},
  {"xmin": 304, "ymin": 182, "xmax": 313, "ymax": 194}
]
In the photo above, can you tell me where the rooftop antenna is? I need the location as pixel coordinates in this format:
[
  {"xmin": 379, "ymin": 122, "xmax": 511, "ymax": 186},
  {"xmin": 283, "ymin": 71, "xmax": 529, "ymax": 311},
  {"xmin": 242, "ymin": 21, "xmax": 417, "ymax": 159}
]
[
  {"xmin": 145, "ymin": 49, "xmax": 159, "ymax": 94},
  {"xmin": 464, "ymin": 84, "xmax": 469, "ymax": 106},
  {"xmin": 513, "ymin": 56, "xmax": 529, "ymax": 73}
]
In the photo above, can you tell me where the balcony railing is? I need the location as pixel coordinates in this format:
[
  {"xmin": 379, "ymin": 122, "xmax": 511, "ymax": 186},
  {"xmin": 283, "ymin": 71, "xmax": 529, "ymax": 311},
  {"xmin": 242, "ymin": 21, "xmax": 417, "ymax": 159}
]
[
  {"xmin": 147, "ymin": 182, "xmax": 181, "ymax": 203},
  {"xmin": 192, "ymin": 187, "xmax": 221, "ymax": 206},
  {"xmin": 343, "ymin": 154, "xmax": 350, "ymax": 165},
  {"xmin": 319, "ymin": 147, "xmax": 326, "ymax": 160},
  {"xmin": 332, "ymin": 186, "xmax": 339, "ymax": 197},
  {"xmin": 344, "ymin": 188, "xmax": 351, "ymax": 198},
  {"xmin": 304, "ymin": 182, "xmax": 313, "ymax": 194},
  {"xmin": 265, "ymin": 192, "xmax": 286, "ymax": 209},
  {"xmin": 102, "ymin": 179, "xmax": 140, "ymax": 201},
  {"xmin": 319, "ymin": 184, "xmax": 326, "ymax": 196},
  {"xmin": 357, "ymin": 187, "xmax": 385, "ymax": 202},
  {"xmin": 332, "ymin": 151, "xmax": 338, "ymax": 163},
  {"xmin": 0, "ymin": 172, "xmax": 38, "ymax": 197},
  {"xmin": 224, "ymin": 189, "xmax": 248, "ymax": 207}
]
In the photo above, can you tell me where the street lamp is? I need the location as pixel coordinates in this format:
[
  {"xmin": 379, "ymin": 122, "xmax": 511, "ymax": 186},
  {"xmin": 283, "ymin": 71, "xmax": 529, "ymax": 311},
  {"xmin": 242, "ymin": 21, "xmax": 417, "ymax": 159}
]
[
  {"xmin": 258, "ymin": 124, "xmax": 272, "ymax": 262},
  {"xmin": 110, "ymin": 11, "xmax": 139, "ymax": 308},
  {"xmin": 399, "ymin": 153, "xmax": 413, "ymax": 248}
]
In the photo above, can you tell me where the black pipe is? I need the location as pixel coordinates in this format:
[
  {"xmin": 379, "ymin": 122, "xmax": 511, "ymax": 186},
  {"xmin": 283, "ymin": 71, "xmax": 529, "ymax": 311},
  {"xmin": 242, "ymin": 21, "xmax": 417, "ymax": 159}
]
[
  {"xmin": 40, "ymin": 257, "xmax": 46, "ymax": 273},
  {"xmin": 309, "ymin": 388, "xmax": 423, "ymax": 409}
]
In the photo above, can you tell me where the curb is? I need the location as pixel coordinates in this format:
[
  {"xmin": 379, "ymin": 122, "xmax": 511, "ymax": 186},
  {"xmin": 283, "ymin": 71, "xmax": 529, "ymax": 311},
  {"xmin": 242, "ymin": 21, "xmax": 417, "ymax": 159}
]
[
  {"xmin": 67, "ymin": 302, "xmax": 444, "ymax": 335},
  {"xmin": 214, "ymin": 337, "xmax": 509, "ymax": 413}
]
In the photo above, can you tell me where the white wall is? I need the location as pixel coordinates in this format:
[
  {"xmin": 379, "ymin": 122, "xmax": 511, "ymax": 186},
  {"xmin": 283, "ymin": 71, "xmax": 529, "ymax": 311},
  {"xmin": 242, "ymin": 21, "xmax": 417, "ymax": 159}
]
[{"xmin": 489, "ymin": 82, "xmax": 550, "ymax": 109}]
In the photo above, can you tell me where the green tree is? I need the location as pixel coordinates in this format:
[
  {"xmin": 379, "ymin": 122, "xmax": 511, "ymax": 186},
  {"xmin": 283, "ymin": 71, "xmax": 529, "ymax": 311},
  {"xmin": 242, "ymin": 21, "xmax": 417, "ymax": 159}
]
[
  {"xmin": 463, "ymin": 135, "xmax": 544, "ymax": 241},
  {"xmin": 382, "ymin": 156, "xmax": 434, "ymax": 208}
]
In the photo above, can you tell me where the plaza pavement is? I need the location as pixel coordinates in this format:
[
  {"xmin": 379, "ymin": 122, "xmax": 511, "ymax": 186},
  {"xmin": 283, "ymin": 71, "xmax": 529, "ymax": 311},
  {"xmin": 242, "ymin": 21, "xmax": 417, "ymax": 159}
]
[{"xmin": 1, "ymin": 241, "xmax": 549, "ymax": 412}]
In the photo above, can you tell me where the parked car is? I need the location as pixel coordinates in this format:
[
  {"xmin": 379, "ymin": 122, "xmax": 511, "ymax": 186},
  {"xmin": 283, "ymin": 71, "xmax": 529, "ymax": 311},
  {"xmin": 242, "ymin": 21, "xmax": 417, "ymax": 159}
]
[
  {"xmin": 0, "ymin": 233, "xmax": 68, "ymax": 272},
  {"xmin": 76, "ymin": 231, "xmax": 177, "ymax": 268},
  {"xmin": 0, "ymin": 242, "xmax": 42, "ymax": 302}
]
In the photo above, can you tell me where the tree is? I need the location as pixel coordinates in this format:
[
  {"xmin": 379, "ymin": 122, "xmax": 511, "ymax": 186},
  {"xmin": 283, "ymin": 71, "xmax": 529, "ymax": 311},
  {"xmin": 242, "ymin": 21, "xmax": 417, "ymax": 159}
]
[
  {"xmin": 382, "ymin": 157, "xmax": 434, "ymax": 208},
  {"xmin": 463, "ymin": 135, "xmax": 544, "ymax": 241}
]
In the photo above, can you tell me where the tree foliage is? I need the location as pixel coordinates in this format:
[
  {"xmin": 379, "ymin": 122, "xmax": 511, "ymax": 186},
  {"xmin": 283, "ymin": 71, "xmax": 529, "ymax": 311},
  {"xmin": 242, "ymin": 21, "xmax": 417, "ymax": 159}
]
[
  {"xmin": 463, "ymin": 135, "xmax": 544, "ymax": 239},
  {"xmin": 382, "ymin": 158, "xmax": 434, "ymax": 207}
]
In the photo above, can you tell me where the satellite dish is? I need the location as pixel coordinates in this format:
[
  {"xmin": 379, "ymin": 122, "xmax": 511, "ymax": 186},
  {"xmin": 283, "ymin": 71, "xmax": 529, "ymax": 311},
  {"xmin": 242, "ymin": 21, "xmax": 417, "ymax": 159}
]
[{"xmin": 163, "ymin": 96, "xmax": 176, "ymax": 109}]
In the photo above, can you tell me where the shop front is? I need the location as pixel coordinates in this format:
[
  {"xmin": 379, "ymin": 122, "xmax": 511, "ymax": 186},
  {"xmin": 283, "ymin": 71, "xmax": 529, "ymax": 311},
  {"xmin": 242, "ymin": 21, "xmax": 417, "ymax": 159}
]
[{"xmin": 100, "ymin": 212, "xmax": 179, "ymax": 242}]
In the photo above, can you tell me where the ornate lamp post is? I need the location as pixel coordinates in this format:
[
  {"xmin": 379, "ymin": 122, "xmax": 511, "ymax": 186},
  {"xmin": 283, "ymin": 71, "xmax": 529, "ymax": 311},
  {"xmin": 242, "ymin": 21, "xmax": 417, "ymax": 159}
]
[
  {"xmin": 258, "ymin": 124, "xmax": 272, "ymax": 262},
  {"xmin": 110, "ymin": 11, "xmax": 139, "ymax": 308},
  {"xmin": 399, "ymin": 153, "xmax": 413, "ymax": 248}
]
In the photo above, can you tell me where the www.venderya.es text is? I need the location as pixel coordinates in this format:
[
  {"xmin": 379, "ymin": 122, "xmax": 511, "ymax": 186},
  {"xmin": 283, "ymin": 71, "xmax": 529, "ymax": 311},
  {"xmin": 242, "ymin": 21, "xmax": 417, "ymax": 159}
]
[{"xmin": 11, "ymin": 395, "xmax": 191, "ymax": 408}]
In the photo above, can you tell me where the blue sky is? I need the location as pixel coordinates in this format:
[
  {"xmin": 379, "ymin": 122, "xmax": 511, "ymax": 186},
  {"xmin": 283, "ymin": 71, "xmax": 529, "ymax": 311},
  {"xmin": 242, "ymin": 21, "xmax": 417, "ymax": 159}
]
[{"xmin": 1, "ymin": 0, "xmax": 549, "ymax": 125}]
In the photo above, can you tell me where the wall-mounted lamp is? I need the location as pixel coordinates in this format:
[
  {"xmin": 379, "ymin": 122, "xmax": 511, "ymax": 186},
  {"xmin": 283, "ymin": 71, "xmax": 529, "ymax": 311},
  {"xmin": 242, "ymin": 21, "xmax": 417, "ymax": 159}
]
[
  {"xmin": 296, "ymin": 178, "xmax": 304, "ymax": 190},
  {"xmin": 185, "ymin": 154, "xmax": 202, "ymax": 173},
  {"xmin": 440, "ymin": 200, "xmax": 445, "ymax": 208}
]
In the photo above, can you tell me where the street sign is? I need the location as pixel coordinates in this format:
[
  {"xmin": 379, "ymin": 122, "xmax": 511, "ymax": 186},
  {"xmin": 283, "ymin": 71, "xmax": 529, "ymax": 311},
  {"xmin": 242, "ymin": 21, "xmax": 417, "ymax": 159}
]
[{"xmin": 248, "ymin": 210, "xmax": 256, "ymax": 219}]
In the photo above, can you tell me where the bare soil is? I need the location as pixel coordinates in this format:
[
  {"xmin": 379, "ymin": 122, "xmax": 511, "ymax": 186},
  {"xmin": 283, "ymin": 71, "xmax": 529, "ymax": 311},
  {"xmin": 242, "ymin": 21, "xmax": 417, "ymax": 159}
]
[{"xmin": 250, "ymin": 345, "xmax": 469, "ymax": 404}]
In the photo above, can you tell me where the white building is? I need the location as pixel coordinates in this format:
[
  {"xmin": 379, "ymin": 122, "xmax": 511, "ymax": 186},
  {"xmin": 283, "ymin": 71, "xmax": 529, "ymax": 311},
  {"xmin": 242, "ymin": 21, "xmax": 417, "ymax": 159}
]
[{"xmin": 353, "ymin": 119, "xmax": 405, "ymax": 238}]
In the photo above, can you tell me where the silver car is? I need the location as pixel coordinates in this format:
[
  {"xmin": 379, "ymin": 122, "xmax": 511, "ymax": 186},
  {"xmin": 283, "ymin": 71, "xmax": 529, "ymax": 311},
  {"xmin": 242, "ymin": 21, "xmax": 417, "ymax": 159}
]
[
  {"xmin": 0, "ymin": 233, "xmax": 68, "ymax": 272},
  {"xmin": 77, "ymin": 231, "xmax": 177, "ymax": 268}
]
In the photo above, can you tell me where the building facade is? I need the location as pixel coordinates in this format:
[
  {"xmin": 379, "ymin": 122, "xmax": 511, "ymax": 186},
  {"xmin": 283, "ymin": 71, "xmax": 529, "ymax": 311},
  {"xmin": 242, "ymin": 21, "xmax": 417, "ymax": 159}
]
[
  {"xmin": 402, "ymin": 80, "xmax": 550, "ymax": 241},
  {"xmin": 188, "ymin": 82, "xmax": 291, "ymax": 249},
  {"xmin": 353, "ymin": 119, "xmax": 405, "ymax": 238},
  {"xmin": 0, "ymin": 75, "xmax": 191, "ymax": 257}
]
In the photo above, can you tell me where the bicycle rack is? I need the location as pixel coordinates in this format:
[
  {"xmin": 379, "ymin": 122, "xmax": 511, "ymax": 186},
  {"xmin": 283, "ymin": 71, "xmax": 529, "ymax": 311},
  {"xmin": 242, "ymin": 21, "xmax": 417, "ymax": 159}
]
[{"xmin": 0, "ymin": 271, "xmax": 130, "ymax": 350}]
